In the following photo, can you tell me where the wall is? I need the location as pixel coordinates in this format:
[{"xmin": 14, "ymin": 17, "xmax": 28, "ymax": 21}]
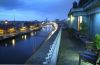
[
  {"xmin": 88, "ymin": 13, "xmax": 100, "ymax": 39},
  {"xmin": 72, "ymin": 16, "xmax": 78, "ymax": 30},
  {"xmin": 94, "ymin": 13, "xmax": 100, "ymax": 35}
]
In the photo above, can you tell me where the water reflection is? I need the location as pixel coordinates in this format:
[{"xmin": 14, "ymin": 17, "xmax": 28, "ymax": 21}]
[
  {"xmin": 22, "ymin": 35, "xmax": 24, "ymax": 39},
  {"xmin": 0, "ymin": 32, "xmax": 33, "ymax": 47},
  {"xmin": 21, "ymin": 35, "xmax": 27, "ymax": 40},
  {"xmin": 31, "ymin": 32, "xmax": 34, "ymax": 36},
  {"xmin": 5, "ymin": 44, "xmax": 7, "ymax": 47},
  {"xmin": 34, "ymin": 32, "xmax": 36, "ymax": 35},
  {"xmin": 0, "ymin": 27, "xmax": 52, "ymax": 64},
  {"xmin": 12, "ymin": 39, "xmax": 16, "ymax": 46},
  {"xmin": 24, "ymin": 35, "xmax": 27, "ymax": 40},
  {"xmin": 0, "ymin": 30, "xmax": 48, "ymax": 47}
]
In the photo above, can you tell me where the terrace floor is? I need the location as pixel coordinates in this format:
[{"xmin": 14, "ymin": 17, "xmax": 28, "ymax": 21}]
[{"xmin": 57, "ymin": 30, "xmax": 93, "ymax": 65}]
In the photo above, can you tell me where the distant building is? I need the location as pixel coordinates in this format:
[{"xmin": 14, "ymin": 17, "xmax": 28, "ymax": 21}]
[
  {"xmin": 68, "ymin": 0, "xmax": 100, "ymax": 38},
  {"xmin": 0, "ymin": 20, "xmax": 42, "ymax": 35},
  {"xmin": 0, "ymin": 23, "xmax": 16, "ymax": 35}
]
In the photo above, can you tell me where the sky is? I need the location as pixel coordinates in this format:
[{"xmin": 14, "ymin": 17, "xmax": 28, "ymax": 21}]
[{"xmin": 0, "ymin": 0, "xmax": 78, "ymax": 21}]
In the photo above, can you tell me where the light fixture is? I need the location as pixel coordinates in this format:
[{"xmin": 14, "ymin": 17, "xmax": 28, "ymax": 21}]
[{"xmin": 70, "ymin": 15, "xmax": 75, "ymax": 22}]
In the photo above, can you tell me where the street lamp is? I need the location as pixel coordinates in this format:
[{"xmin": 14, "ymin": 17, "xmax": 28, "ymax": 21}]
[{"xmin": 5, "ymin": 21, "xmax": 8, "ymax": 24}]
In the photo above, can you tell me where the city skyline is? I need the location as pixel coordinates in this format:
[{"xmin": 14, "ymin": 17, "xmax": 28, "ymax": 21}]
[{"xmin": 0, "ymin": 0, "xmax": 78, "ymax": 21}]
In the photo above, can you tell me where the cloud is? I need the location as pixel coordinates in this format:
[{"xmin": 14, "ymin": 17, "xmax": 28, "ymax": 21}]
[
  {"xmin": 0, "ymin": 0, "xmax": 23, "ymax": 9},
  {"xmin": 20, "ymin": 0, "xmax": 75, "ymax": 14},
  {"xmin": 0, "ymin": 0, "xmax": 77, "ymax": 13},
  {"xmin": 0, "ymin": 0, "xmax": 79, "ymax": 20}
]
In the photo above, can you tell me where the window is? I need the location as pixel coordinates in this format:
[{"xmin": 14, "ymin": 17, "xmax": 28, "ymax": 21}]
[{"xmin": 78, "ymin": 16, "xmax": 83, "ymax": 31}]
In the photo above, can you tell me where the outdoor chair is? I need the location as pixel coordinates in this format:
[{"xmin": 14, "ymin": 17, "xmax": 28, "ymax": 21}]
[
  {"xmin": 43, "ymin": 61, "xmax": 48, "ymax": 65},
  {"xmin": 79, "ymin": 50, "xmax": 99, "ymax": 65}
]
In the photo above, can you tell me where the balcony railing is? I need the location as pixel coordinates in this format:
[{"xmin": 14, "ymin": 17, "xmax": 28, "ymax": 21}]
[
  {"xmin": 25, "ymin": 27, "xmax": 62, "ymax": 65},
  {"xmin": 43, "ymin": 28, "xmax": 62, "ymax": 65}
]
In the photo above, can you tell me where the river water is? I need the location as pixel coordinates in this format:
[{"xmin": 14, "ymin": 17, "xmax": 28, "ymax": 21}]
[{"xmin": 0, "ymin": 26, "xmax": 52, "ymax": 64}]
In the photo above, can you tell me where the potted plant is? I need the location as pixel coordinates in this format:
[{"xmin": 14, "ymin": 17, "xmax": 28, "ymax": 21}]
[
  {"xmin": 94, "ymin": 34, "xmax": 100, "ymax": 50},
  {"xmin": 79, "ymin": 21, "xmax": 88, "ymax": 37}
]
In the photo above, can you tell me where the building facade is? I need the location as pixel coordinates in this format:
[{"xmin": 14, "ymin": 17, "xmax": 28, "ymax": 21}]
[{"xmin": 68, "ymin": 0, "xmax": 100, "ymax": 39}]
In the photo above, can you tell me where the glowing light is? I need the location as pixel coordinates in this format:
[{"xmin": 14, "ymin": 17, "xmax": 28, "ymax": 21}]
[
  {"xmin": 8, "ymin": 28, "xmax": 15, "ymax": 33},
  {"xmin": 30, "ymin": 26, "xmax": 33, "ymax": 28},
  {"xmin": 22, "ymin": 35, "xmax": 24, "ymax": 39},
  {"xmin": 22, "ymin": 35, "xmax": 27, "ymax": 40},
  {"xmin": 0, "ymin": 29, "xmax": 4, "ymax": 36},
  {"xmin": 29, "ymin": 26, "xmax": 35, "ymax": 30},
  {"xmin": 78, "ymin": 16, "xmax": 83, "ymax": 31},
  {"xmin": 5, "ymin": 21, "xmax": 8, "ymax": 24},
  {"xmin": 70, "ymin": 15, "xmax": 75, "ymax": 23},
  {"xmin": 20, "ymin": 27, "xmax": 27, "ymax": 32},
  {"xmin": 78, "ymin": 16, "xmax": 82, "ymax": 24},
  {"xmin": 23, "ymin": 27, "xmax": 26, "ymax": 29},
  {"xmin": 24, "ymin": 35, "xmax": 27, "ymax": 40},
  {"xmin": 31, "ymin": 32, "xmax": 34, "ymax": 36},
  {"xmin": 12, "ymin": 39, "xmax": 16, "ymax": 46}
]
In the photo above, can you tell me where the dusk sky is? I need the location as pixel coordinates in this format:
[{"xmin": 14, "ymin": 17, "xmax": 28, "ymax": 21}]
[{"xmin": 0, "ymin": 0, "xmax": 78, "ymax": 21}]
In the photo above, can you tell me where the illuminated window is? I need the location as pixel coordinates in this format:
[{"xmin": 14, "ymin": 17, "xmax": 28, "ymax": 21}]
[
  {"xmin": 29, "ymin": 26, "xmax": 35, "ymax": 30},
  {"xmin": 78, "ymin": 16, "xmax": 83, "ymax": 31},
  {"xmin": 20, "ymin": 27, "xmax": 27, "ymax": 32},
  {"xmin": 8, "ymin": 28, "xmax": 16, "ymax": 33},
  {"xmin": 80, "ymin": 16, "xmax": 82, "ymax": 23},
  {"xmin": 0, "ymin": 29, "xmax": 4, "ymax": 35}
]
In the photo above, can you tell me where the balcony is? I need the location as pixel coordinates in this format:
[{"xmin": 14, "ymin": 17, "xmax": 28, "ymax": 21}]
[{"xmin": 70, "ymin": 8, "xmax": 83, "ymax": 13}]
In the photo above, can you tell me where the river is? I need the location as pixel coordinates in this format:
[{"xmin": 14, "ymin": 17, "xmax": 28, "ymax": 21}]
[{"xmin": 0, "ymin": 25, "xmax": 52, "ymax": 64}]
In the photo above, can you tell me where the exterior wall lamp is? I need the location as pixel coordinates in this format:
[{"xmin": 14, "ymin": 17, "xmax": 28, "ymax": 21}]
[{"xmin": 70, "ymin": 15, "xmax": 75, "ymax": 23}]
